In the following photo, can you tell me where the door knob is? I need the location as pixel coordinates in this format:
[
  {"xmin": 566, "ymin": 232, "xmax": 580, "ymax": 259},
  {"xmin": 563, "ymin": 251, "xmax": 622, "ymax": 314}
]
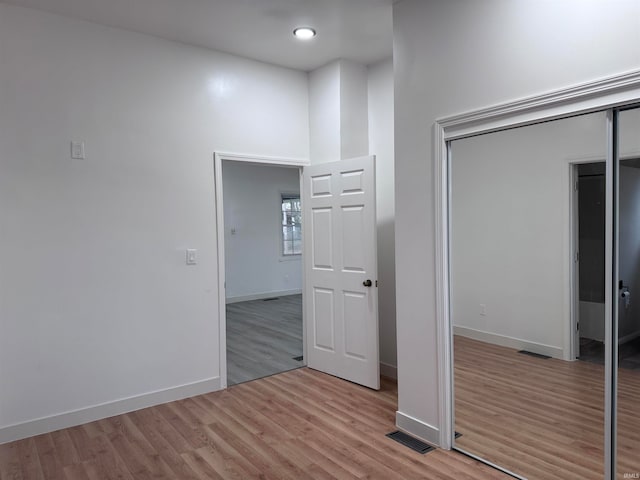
[{"xmin": 363, "ymin": 279, "xmax": 372, "ymax": 287}]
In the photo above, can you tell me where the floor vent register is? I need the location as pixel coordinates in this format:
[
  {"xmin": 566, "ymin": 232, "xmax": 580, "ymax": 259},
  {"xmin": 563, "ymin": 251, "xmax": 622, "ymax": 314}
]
[
  {"xmin": 518, "ymin": 350, "xmax": 552, "ymax": 359},
  {"xmin": 386, "ymin": 431, "xmax": 435, "ymax": 454}
]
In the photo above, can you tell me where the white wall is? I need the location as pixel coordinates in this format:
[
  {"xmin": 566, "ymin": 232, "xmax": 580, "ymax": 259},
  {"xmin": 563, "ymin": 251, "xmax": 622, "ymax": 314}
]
[
  {"xmin": 368, "ymin": 58, "xmax": 397, "ymax": 373},
  {"xmin": 340, "ymin": 60, "xmax": 370, "ymax": 160},
  {"xmin": 309, "ymin": 59, "xmax": 369, "ymax": 165},
  {"xmin": 393, "ymin": 0, "xmax": 640, "ymax": 443},
  {"xmin": 222, "ymin": 162, "xmax": 302, "ymax": 302},
  {"xmin": 450, "ymin": 113, "xmax": 607, "ymax": 360},
  {"xmin": 0, "ymin": 3, "xmax": 309, "ymax": 442},
  {"xmin": 309, "ymin": 61, "xmax": 341, "ymax": 165}
]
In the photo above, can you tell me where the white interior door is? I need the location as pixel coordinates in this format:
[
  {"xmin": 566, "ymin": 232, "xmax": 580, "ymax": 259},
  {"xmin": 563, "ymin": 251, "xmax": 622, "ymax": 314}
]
[{"xmin": 302, "ymin": 155, "xmax": 379, "ymax": 390}]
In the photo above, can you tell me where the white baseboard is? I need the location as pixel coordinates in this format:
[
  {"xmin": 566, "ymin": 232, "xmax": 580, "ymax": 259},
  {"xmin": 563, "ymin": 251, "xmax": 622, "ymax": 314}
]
[
  {"xmin": 226, "ymin": 289, "xmax": 302, "ymax": 304},
  {"xmin": 454, "ymin": 325, "xmax": 564, "ymax": 360},
  {"xmin": 395, "ymin": 411, "xmax": 440, "ymax": 447},
  {"xmin": 0, "ymin": 376, "xmax": 221, "ymax": 445},
  {"xmin": 380, "ymin": 362, "xmax": 397, "ymax": 379},
  {"xmin": 619, "ymin": 330, "xmax": 640, "ymax": 345}
]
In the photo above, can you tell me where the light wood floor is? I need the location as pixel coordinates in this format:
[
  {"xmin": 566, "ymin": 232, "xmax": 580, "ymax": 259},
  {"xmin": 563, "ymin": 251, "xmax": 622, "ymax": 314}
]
[
  {"xmin": 454, "ymin": 335, "xmax": 640, "ymax": 479},
  {"xmin": 226, "ymin": 295, "xmax": 303, "ymax": 386},
  {"xmin": 0, "ymin": 368, "xmax": 510, "ymax": 480}
]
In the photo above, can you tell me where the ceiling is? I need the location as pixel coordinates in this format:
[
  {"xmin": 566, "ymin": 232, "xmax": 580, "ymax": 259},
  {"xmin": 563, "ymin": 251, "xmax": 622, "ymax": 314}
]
[{"xmin": 0, "ymin": 0, "xmax": 395, "ymax": 71}]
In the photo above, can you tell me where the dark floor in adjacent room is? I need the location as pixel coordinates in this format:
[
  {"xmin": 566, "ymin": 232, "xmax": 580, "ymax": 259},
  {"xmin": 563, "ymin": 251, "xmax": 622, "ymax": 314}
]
[
  {"xmin": 579, "ymin": 336, "xmax": 640, "ymax": 370},
  {"xmin": 226, "ymin": 294, "xmax": 303, "ymax": 386}
]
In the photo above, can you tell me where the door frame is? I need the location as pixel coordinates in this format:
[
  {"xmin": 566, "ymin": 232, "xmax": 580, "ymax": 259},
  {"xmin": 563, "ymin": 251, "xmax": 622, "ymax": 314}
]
[
  {"xmin": 214, "ymin": 152, "xmax": 309, "ymax": 389},
  {"xmin": 434, "ymin": 69, "xmax": 640, "ymax": 480}
]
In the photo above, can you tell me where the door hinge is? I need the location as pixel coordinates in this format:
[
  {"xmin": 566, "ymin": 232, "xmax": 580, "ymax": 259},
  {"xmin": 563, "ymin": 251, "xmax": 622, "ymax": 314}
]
[
  {"xmin": 577, "ymin": 321, "xmax": 580, "ymax": 331},
  {"xmin": 575, "ymin": 251, "xmax": 579, "ymax": 263},
  {"xmin": 574, "ymin": 180, "xmax": 579, "ymax": 192},
  {"xmin": 375, "ymin": 280, "xmax": 378, "ymax": 287}
]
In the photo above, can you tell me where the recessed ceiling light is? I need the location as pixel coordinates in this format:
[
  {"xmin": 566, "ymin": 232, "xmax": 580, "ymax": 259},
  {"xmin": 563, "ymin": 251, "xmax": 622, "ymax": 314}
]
[{"xmin": 293, "ymin": 27, "xmax": 316, "ymax": 40}]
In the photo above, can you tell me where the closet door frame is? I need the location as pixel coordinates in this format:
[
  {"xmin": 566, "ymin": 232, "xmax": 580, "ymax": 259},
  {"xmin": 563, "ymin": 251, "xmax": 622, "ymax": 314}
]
[{"xmin": 434, "ymin": 70, "xmax": 640, "ymax": 480}]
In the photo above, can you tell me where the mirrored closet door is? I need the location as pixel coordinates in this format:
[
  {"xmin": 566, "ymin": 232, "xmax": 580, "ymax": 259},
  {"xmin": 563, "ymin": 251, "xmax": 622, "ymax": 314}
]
[
  {"xmin": 449, "ymin": 111, "xmax": 609, "ymax": 479},
  {"xmin": 616, "ymin": 106, "xmax": 640, "ymax": 480}
]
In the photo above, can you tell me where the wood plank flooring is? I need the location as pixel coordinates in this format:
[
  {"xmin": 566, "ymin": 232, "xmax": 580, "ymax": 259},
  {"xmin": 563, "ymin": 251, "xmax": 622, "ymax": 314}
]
[
  {"xmin": 0, "ymin": 368, "xmax": 509, "ymax": 480},
  {"xmin": 454, "ymin": 335, "xmax": 640, "ymax": 479},
  {"xmin": 226, "ymin": 295, "xmax": 303, "ymax": 386}
]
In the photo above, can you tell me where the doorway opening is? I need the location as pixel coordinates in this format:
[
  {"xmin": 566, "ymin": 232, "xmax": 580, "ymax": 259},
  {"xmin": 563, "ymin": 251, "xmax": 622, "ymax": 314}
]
[
  {"xmin": 215, "ymin": 155, "xmax": 306, "ymax": 387},
  {"xmin": 574, "ymin": 162, "xmax": 606, "ymax": 363},
  {"xmin": 215, "ymin": 153, "xmax": 380, "ymax": 391},
  {"xmin": 574, "ymin": 159, "xmax": 640, "ymax": 368}
]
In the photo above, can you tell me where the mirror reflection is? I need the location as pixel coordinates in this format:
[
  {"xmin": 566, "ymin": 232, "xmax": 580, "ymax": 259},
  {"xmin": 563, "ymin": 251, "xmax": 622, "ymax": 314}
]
[
  {"xmin": 616, "ymin": 107, "xmax": 640, "ymax": 479},
  {"xmin": 451, "ymin": 111, "xmax": 607, "ymax": 479}
]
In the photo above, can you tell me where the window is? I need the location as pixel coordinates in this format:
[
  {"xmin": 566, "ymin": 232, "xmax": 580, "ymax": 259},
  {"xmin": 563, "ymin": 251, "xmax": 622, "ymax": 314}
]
[{"xmin": 281, "ymin": 194, "xmax": 302, "ymax": 256}]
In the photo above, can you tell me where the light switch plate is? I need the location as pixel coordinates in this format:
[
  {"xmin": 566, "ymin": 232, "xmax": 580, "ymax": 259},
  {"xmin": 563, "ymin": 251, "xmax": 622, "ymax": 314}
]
[
  {"xmin": 71, "ymin": 141, "xmax": 85, "ymax": 159},
  {"xmin": 186, "ymin": 249, "xmax": 197, "ymax": 265}
]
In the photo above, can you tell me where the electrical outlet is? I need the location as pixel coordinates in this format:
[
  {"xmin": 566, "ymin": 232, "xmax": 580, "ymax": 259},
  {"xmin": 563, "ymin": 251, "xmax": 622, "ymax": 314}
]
[
  {"xmin": 480, "ymin": 304, "xmax": 486, "ymax": 316},
  {"xmin": 186, "ymin": 249, "xmax": 197, "ymax": 265}
]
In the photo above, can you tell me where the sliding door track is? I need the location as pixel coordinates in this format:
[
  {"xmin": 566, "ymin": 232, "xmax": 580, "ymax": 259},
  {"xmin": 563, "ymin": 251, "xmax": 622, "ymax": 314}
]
[{"xmin": 453, "ymin": 446, "xmax": 527, "ymax": 480}]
